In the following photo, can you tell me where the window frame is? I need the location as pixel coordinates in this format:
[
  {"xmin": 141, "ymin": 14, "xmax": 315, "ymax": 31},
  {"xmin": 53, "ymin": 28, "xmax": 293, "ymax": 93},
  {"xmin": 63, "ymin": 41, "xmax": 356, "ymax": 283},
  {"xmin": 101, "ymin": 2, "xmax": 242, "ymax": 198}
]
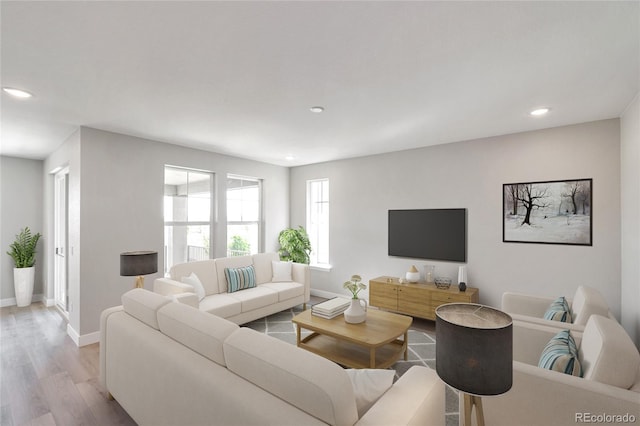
[
  {"xmin": 306, "ymin": 178, "xmax": 330, "ymax": 267},
  {"xmin": 163, "ymin": 165, "xmax": 215, "ymax": 273},
  {"xmin": 226, "ymin": 174, "xmax": 263, "ymax": 256}
]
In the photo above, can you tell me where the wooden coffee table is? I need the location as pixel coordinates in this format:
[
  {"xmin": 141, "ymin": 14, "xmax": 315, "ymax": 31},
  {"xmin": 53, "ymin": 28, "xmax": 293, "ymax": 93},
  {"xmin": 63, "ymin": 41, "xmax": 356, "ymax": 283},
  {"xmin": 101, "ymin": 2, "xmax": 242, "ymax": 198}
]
[{"xmin": 292, "ymin": 308, "xmax": 412, "ymax": 369}]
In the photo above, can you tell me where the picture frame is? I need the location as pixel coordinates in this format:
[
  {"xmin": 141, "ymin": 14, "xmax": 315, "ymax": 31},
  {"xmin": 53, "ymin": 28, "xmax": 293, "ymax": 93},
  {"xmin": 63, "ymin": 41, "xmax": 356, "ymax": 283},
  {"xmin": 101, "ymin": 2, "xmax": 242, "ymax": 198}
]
[{"xmin": 503, "ymin": 178, "xmax": 592, "ymax": 246}]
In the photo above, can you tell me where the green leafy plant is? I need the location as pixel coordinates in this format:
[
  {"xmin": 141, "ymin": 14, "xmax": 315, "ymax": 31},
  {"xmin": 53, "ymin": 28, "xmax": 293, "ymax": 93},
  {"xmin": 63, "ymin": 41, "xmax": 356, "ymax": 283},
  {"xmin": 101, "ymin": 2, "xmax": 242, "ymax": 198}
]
[
  {"xmin": 7, "ymin": 227, "xmax": 41, "ymax": 268},
  {"xmin": 278, "ymin": 226, "xmax": 311, "ymax": 264},
  {"xmin": 343, "ymin": 275, "xmax": 366, "ymax": 299},
  {"xmin": 228, "ymin": 235, "xmax": 250, "ymax": 256}
]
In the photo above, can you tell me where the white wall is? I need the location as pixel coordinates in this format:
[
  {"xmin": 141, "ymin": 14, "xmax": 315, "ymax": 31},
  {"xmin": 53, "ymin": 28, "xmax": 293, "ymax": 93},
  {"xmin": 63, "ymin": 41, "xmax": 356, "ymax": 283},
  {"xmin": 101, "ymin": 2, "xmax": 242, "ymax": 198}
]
[
  {"xmin": 291, "ymin": 119, "xmax": 623, "ymax": 318},
  {"xmin": 620, "ymin": 93, "xmax": 640, "ymax": 345},
  {"xmin": 44, "ymin": 127, "xmax": 290, "ymax": 341},
  {"xmin": 1, "ymin": 156, "xmax": 45, "ymax": 305}
]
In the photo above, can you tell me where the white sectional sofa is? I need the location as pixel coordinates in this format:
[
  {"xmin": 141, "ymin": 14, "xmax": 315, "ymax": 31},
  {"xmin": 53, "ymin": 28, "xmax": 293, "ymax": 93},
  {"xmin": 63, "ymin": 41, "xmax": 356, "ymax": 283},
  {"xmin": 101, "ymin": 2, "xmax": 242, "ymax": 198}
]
[
  {"xmin": 154, "ymin": 252, "xmax": 310, "ymax": 324},
  {"xmin": 100, "ymin": 289, "xmax": 446, "ymax": 426}
]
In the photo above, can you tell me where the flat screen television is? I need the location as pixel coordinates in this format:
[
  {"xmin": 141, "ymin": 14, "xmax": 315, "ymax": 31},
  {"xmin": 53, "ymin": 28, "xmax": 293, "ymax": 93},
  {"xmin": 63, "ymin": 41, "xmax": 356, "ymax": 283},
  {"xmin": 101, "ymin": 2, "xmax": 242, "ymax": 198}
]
[{"xmin": 388, "ymin": 208, "xmax": 467, "ymax": 262}]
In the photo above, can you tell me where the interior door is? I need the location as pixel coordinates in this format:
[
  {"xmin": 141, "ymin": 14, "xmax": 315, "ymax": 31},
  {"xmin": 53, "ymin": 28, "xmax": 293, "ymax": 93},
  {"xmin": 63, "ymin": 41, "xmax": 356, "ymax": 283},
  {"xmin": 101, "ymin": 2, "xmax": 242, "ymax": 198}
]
[{"xmin": 54, "ymin": 168, "xmax": 69, "ymax": 312}]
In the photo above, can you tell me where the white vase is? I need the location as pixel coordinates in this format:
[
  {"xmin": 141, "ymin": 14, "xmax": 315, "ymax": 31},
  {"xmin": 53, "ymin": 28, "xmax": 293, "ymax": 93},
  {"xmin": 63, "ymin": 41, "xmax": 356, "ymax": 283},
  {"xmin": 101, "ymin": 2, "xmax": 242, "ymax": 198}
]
[
  {"xmin": 406, "ymin": 271, "xmax": 420, "ymax": 283},
  {"xmin": 344, "ymin": 298, "xmax": 367, "ymax": 324},
  {"xmin": 14, "ymin": 267, "xmax": 35, "ymax": 307}
]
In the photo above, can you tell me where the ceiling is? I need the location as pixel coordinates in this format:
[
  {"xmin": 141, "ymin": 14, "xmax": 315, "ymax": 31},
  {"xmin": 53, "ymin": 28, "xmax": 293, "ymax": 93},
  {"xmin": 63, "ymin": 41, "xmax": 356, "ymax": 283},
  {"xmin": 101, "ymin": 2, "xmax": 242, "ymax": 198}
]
[{"xmin": 1, "ymin": 1, "xmax": 638, "ymax": 167}]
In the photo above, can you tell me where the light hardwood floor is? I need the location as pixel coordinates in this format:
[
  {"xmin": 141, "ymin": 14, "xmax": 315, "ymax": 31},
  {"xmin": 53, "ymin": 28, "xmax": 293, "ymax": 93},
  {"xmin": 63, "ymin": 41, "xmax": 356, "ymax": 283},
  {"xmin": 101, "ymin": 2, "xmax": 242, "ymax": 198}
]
[{"xmin": 0, "ymin": 303, "xmax": 135, "ymax": 426}]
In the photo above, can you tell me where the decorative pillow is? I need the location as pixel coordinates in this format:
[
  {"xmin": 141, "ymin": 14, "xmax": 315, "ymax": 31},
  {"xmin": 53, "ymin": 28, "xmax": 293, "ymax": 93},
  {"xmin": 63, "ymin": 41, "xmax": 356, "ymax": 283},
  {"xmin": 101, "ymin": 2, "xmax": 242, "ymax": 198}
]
[
  {"xmin": 181, "ymin": 272, "xmax": 205, "ymax": 301},
  {"xmin": 344, "ymin": 369, "xmax": 395, "ymax": 417},
  {"xmin": 543, "ymin": 296, "xmax": 573, "ymax": 323},
  {"xmin": 272, "ymin": 261, "xmax": 293, "ymax": 282},
  {"xmin": 225, "ymin": 265, "xmax": 256, "ymax": 293},
  {"xmin": 538, "ymin": 329, "xmax": 582, "ymax": 377}
]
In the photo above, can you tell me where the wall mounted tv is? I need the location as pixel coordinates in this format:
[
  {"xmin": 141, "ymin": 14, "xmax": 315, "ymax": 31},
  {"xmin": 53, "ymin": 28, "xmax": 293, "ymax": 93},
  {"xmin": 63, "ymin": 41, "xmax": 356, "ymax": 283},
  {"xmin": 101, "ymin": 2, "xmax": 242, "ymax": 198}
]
[{"xmin": 388, "ymin": 208, "xmax": 467, "ymax": 262}]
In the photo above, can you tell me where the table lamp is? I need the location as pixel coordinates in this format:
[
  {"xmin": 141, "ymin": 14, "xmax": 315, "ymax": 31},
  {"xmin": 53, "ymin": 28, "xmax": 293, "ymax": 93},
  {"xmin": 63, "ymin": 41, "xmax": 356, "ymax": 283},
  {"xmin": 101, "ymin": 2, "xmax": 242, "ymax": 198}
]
[
  {"xmin": 435, "ymin": 303, "xmax": 512, "ymax": 426},
  {"xmin": 120, "ymin": 251, "xmax": 158, "ymax": 288}
]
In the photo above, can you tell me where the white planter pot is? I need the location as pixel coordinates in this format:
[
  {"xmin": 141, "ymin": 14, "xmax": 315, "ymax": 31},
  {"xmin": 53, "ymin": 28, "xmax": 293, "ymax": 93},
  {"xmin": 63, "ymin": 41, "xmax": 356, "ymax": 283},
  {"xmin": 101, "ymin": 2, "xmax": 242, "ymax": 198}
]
[{"xmin": 14, "ymin": 267, "xmax": 35, "ymax": 307}]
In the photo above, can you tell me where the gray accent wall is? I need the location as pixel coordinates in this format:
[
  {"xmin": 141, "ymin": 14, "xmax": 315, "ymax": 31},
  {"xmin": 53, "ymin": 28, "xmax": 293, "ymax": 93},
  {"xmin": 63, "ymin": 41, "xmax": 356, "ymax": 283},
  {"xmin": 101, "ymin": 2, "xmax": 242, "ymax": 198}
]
[
  {"xmin": 43, "ymin": 127, "xmax": 289, "ymax": 341},
  {"xmin": 291, "ymin": 119, "xmax": 623, "ymax": 319},
  {"xmin": 1, "ymin": 156, "xmax": 45, "ymax": 304}
]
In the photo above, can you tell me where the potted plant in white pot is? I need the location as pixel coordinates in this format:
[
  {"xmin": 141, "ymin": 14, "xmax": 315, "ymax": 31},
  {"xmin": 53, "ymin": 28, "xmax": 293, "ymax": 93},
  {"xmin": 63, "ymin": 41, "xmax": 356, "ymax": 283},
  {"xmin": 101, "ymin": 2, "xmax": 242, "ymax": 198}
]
[{"xmin": 7, "ymin": 227, "xmax": 41, "ymax": 307}]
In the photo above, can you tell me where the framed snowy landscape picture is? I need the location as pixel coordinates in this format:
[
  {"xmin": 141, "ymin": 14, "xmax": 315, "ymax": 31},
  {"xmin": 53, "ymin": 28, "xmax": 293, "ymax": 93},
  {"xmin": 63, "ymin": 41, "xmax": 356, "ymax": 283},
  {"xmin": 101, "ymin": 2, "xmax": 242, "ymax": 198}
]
[{"xmin": 503, "ymin": 178, "xmax": 592, "ymax": 246}]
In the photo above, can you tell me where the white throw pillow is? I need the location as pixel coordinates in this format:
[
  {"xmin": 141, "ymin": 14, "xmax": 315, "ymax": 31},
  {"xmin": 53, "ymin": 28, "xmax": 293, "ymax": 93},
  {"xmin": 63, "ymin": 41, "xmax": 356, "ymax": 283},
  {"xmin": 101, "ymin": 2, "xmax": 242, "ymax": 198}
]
[
  {"xmin": 181, "ymin": 272, "xmax": 205, "ymax": 301},
  {"xmin": 345, "ymin": 369, "xmax": 395, "ymax": 417},
  {"xmin": 272, "ymin": 261, "xmax": 293, "ymax": 282}
]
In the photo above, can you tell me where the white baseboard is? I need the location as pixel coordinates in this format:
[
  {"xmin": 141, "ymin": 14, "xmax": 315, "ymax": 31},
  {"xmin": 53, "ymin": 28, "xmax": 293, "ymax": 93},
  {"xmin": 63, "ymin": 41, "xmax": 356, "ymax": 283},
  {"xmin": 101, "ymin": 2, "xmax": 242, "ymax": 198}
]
[
  {"xmin": 310, "ymin": 289, "xmax": 345, "ymax": 300},
  {"xmin": 66, "ymin": 324, "xmax": 100, "ymax": 347},
  {"xmin": 1, "ymin": 293, "xmax": 44, "ymax": 307}
]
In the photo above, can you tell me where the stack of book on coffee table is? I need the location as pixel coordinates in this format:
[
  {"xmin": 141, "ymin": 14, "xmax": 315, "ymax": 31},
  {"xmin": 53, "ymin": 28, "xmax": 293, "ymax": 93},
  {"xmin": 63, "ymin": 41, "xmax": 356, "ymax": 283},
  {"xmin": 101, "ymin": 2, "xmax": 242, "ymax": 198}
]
[{"xmin": 311, "ymin": 297, "xmax": 351, "ymax": 319}]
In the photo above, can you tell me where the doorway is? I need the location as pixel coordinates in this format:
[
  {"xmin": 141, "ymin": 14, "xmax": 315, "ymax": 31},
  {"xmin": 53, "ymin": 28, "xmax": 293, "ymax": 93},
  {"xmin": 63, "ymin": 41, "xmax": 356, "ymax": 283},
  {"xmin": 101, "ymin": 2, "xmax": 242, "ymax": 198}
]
[{"xmin": 54, "ymin": 168, "xmax": 69, "ymax": 313}]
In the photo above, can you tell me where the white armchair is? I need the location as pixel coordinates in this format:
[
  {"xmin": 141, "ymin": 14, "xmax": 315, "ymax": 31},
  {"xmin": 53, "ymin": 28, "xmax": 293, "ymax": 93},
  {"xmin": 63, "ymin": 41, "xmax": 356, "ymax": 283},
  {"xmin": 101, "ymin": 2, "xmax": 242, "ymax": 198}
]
[
  {"xmin": 480, "ymin": 315, "xmax": 640, "ymax": 426},
  {"xmin": 501, "ymin": 285, "xmax": 614, "ymax": 332}
]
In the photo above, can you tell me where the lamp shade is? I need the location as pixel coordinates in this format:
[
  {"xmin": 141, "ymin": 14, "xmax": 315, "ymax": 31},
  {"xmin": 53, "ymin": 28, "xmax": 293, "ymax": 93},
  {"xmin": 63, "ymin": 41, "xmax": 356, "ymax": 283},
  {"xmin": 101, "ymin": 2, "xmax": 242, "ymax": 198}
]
[
  {"xmin": 436, "ymin": 303, "xmax": 512, "ymax": 396},
  {"xmin": 120, "ymin": 251, "xmax": 158, "ymax": 276}
]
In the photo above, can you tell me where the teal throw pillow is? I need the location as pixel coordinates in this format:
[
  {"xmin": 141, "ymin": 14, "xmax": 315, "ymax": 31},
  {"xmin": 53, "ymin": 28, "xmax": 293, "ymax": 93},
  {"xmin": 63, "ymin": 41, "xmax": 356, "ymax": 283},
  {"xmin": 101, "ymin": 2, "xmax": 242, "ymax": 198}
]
[
  {"xmin": 543, "ymin": 296, "xmax": 573, "ymax": 323},
  {"xmin": 538, "ymin": 329, "xmax": 582, "ymax": 377},
  {"xmin": 225, "ymin": 265, "xmax": 256, "ymax": 293}
]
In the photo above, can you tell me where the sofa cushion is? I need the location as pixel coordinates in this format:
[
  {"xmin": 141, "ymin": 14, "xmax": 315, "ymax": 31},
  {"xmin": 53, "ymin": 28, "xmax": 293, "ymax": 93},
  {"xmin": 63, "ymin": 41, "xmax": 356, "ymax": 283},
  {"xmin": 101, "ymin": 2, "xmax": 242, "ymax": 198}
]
[
  {"xmin": 223, "ymin": 328, "xmax": 359, "ymax": 426},
  {"xmin": 227, "ymin": 286, "xmax": 279, "ymax": 312},
  {"xmin": 543, "ymin": 296, "xmax": 572, "ymax": 323},
  {"xmin": 579, "ymin": 315, "xmax": 640, "ymax": 389},
  {"xmin": 157, "ymin": 302, "xmax": 238, "ymax": 366},
  {"xmin": 170, "ymin": 260, "xmax": 219, "ymax": 296},
  {"xmin": 181, "ymin": 272, "xmax": 205, "ymax": 301},
  {"xmin": 345, "ymin": 369, "xmax": 395, "ymax": 418},
  {"xmin": 272, "ymin": 261, "xmax": 293, "ymax": 282},
  {"xmin": 252, "ymin": 252, "xmax": 279, "ymax": 284},
  {"xmin": 215, "ymin": 255, "xmax": 253, "ymax": 293},
  {"xmin": 538, "ymin": 329, "xmax": 582, "ymax": 377},
  {"xmin": 199, "ymin": 294, "xmax": 242, "ymax": 318},
  {"xmin": 571, "ymin": 286, "xmax": 609, "ymax": 326},
  {"xmin": 261, "ymin": 282, "xmax": 305, "ymax": 301},
  {"xmin": 225, "ymin": 265, "xmax": 257, "ymax": 293},
  {"xmin": 122, "ymin": 288, "xmax": 171, "ymax": 330}
]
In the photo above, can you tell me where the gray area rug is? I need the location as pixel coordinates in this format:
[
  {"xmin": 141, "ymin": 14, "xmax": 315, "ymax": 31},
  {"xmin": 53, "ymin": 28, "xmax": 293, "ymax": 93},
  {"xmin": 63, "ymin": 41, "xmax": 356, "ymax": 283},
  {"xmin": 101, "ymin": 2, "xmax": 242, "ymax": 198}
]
[{"xmin": 245, "ymin": 305, "xmax": 459, "ymax": 426}]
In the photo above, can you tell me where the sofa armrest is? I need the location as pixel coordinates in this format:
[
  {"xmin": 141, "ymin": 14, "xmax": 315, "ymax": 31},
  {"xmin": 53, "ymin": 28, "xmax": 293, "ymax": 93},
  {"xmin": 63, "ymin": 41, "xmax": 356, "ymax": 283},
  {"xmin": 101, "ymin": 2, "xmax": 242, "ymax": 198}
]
[
  {"xmin": 153, "ymin": 277, "xmax": 194, "ymax": 296},
  {"xmin": 99, "ymin": 306, "xmax": 124, "ymax": 389},
  {"xmin": 510, "ymin": 312, "xmax": 586, "ymax": 334},
  {"xmin": 356, "ymin": 366, "xmax": 444, "ymax": 426},
  {"xmin": 483, "ymin": 362, "xmax": 640, "ymax": 426},
  {"xmin": 502, "ymin": 292, "xmax": 555, "ymax": 317},
  {"xmin": 513, "ymin": 320, "xmax": 583, "ymax": 365},
  {"xmin": 171, "ymin": 292, "xmax": 199, "ymax": 308},
  {"xmin": 291, "ymin": 262, "xmax": 311, "ymax": 303}
]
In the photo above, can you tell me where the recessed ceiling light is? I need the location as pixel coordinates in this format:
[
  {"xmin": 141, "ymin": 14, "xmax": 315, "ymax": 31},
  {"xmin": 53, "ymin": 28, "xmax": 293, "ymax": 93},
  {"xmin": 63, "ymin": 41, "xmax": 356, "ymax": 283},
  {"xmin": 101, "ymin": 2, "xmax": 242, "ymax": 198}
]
[
  {"xmin": 2, "ymin": 87, "xmax": 33, "ymax": 98},
  {"xmin": 285, "ymin": 155, "xmax": 295, "ymax": 161},
  {"xmin": 530, "ymin": 107, "xmax": 550, "ymax": 116},
  {"xmin": 310, "ymin": 106, "xmax": 324, "ymax": 113}
]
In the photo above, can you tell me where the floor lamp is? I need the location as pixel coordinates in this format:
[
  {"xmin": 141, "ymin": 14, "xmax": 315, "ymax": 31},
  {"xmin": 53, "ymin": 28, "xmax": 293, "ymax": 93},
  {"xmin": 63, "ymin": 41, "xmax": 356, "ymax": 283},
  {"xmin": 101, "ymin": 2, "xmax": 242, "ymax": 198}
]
[
  {"xmin": 435, "ymin": 303, "xmax": 513, "ymax": 426},
  {"xmin": 120, "ymin": 251, "xmax": 158, "ymax": 288}
]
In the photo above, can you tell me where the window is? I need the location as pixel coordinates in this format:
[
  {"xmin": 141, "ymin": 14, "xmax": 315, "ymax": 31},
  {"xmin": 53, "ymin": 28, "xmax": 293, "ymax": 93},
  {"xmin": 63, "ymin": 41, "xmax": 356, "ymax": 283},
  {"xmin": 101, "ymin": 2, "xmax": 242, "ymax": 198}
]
[
  {"xmin": 164, "ymin": 166, "xmax": 214, "ymax": 273},
  {"xmin": 227, "ymin": 175, "xmax": 262, "ymax": 256},
  {"xmin": 307, "ymin": 179, "xmax": 329, "ymax": 266}
]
